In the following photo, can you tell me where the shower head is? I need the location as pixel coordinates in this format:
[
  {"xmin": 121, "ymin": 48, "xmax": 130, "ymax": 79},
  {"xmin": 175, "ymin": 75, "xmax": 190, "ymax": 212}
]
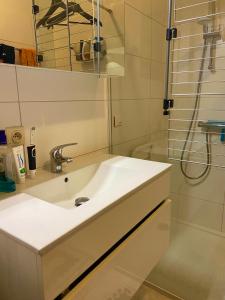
[
  {"xmin": 197, "ymin": 16, "xmax": 213, "ymax": 27},
  {"xmin": 197, "ymin": 16, "xmax": 214, "ymax": 36},
  {"xmin": 198, "ymin": 15, "xmax": 221, "ymax": 39}
]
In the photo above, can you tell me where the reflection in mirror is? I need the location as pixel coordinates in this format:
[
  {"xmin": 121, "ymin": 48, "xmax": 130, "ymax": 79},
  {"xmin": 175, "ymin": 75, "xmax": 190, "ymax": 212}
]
[
  {"xmin": 0, "ymin": 1, "xmax": 36, "ymax": 66},
  {"xmin": 35, "ymin": 0, "xmax": 125, "ymax": 75},
  {"xmin": 0, "ymin": 0, "xmax": 124, "ymax": 76}
]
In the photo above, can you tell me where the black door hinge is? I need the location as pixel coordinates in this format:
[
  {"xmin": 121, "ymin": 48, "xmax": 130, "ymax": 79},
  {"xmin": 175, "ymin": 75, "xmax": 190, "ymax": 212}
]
[
  {"xmin": 37, "ymin": 54, "xmax": 43, "ymax": 63},
  {"xmin": 32, "ymin": 5, "xmax": 40, "ymax": 15},
  {"xmin": 166, "ymin": 28, "xmax": 177, "ymax": 41},
  {"xmin": 94, "ymin": 41, "xmax": 101, "ymax": 53},
  {"xmin": 163, "ymin": 99, "xmax": 174, "ymax": 115}
]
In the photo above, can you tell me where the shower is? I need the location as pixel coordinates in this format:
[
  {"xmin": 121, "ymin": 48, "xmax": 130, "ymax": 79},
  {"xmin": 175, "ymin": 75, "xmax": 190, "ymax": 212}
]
[
  {"xmin": 180, "ymin": 15, "xmax": 221, "ymax": 180},
  {"xmin": 166, "ymin": 0, "xmax": 222, "ymax": 181}
]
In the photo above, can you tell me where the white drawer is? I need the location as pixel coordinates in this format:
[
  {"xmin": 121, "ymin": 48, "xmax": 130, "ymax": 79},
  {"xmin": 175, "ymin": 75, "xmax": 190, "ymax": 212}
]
[{"xmin": 63, "ymin": 200, "xmax": 171, "ymax": 300}]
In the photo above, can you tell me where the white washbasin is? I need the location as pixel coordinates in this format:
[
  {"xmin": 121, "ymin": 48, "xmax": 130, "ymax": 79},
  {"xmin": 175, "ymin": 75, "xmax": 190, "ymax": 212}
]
[{"xmin": 26, "ymin": 156, "xmax": 169, "ymax": 210}]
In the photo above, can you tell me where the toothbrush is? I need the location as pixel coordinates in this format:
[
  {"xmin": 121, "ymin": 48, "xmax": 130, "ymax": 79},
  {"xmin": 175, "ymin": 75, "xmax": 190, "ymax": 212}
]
[{"xmin": 27, "ymin": 127, "xmax": 36, "ymax": 178}]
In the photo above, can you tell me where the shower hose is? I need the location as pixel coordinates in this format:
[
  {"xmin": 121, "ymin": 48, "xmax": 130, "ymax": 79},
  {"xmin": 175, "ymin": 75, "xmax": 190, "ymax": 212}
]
[{"xmin": 180, "ymin": 38, "xmax": 211, "ymax": 180}]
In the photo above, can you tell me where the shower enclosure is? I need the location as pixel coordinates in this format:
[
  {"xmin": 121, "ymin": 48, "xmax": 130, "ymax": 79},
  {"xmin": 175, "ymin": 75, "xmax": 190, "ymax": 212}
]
[{"xmin": 111, "ymin": 1, "xmax": 225, "ymax": 299}]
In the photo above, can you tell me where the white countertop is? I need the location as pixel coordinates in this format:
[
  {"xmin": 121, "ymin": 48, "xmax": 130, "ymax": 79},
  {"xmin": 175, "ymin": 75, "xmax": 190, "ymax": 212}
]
[{"xmin": 0, "ymin": 154, "xmax": 171, "ymax": 253}]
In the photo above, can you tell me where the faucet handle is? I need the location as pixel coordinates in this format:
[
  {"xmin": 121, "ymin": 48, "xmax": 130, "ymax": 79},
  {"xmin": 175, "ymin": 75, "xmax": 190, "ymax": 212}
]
[
  {"xmin": 50, "ymin": 143, "xmax": 78, "ymax": 158},
  {"xmin": 54, "ymin": 143, "xmax": 78, "ymax": 151},
  {"xmin": 50, "ymin": 143, "xmax": 78, "ymax": 173}
]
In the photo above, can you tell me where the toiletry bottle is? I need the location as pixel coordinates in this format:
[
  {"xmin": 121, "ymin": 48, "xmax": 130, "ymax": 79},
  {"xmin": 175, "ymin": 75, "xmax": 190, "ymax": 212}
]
[
  {"xmin": 27, "ymin": 145, "xmax": 36, "ymax": 178},
  {"xmin": 27, "ymin": 127, "xmax": 36, "ymax": 178},
  {"xmin": 0, "ymin": 130, "xmax": 7, "ymax": 176},
  {"xmin": 12, "ymin": 145, "xmax": 26, "ymax": 183},
  {"xmin": 0, "ymin": 147, "xmax": 16, "ymax": 193}
]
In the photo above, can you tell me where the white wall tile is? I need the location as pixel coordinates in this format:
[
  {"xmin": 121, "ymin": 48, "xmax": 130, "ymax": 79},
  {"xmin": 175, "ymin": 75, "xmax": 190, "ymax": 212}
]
[
  {"xmin": 125, "ymin": 0, "xmax": 151, "ymax": 17},
  {"xmin": 222, "ymin": 211, "xmax": 225, "ymax": 233},
  {"xmin": 150, "ymin": 61, "xmax": 165, "ymax": 99},
  {"xmin": 151, "ymin": 0, "xmax": 168, "ymax": 26},
  {"xmin": 0, "ymin": 103, "xmax": 21, "ymax": 128},
  {"xmin": 170, "ymin": 193, "xmax": 180, "ymax": 219},
  {"xmin": 112, "ymin": 99, "xmax": 151, "ymax": 145},
  {"xmin": 0, "ymin": 64, "xmax": 18, "ymax": 102},
  {"xmin": 150, "ymin": 131, "xmax": 168, "ymax": 163},
  {"xmin": 16, "ymin": 66, "xmax": 107, "ymax": 102},
  {"xmin": 151, "ymin": 20, "xmax": 166, "ymax": 63},
  {"xmin": 176, "ymin": 193, "xmax": 223, "ymax": 231},
  {"xmin": 112, "ymin": 135, "xmax": 150, "ymax": 157},
  {"xmin": 111, "ymin": 55, "xmax": 150, "ymax": 100},
  {"xmin": 171, "ymin": 162, "xmax": 225, "ymax": 205},
  {"xmin": 111, "ymin": 1, "xmax": 168, "ymax": 167},
  {"xmin": 125, "ymin": 5, "xmax": 151, "ymax": 59},
  {"xmin": 149, "ymin": 99, "xmax": 168, "ymax": 134},
  {"xmin": 20, "ymin": 101, "xmax": 108, "ymax": 167}
]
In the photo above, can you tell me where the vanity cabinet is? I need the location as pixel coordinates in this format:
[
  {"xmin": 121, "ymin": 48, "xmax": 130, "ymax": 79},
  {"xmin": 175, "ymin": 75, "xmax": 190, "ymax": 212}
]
[
  {"xmin": 0, "ymin": 170, "xmax": 171, "ymax": 300},
  {"xmin": 63, "ymin": 200, "xmax": 171, "ymax": 300}
]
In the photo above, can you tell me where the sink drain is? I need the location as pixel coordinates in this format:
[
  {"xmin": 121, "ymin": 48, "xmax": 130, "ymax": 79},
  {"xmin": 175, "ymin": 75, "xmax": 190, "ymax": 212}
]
[{"xmin": 74, "ymin": 197, "xmax": 90, "ymax": 207}]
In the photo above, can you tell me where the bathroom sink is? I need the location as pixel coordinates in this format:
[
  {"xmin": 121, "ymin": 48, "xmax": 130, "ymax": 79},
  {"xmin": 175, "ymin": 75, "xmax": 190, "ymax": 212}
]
[
  {"xmin": 26, "ymin": 156, "xmax": 170, "ymax": 210},
  {"xmin": 0, "ymin": 155, "xmax": 171, "ymax": 300}
]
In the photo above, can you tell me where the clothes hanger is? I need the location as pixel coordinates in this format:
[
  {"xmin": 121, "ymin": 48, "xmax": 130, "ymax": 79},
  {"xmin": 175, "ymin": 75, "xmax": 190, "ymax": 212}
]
[
  {"xmin": 36, "ymin": 0, "xmax": 65, "ymax": 28},
  {"xmin": 36, "ymin": 0, "xmax": 102, "ymax": 29}
]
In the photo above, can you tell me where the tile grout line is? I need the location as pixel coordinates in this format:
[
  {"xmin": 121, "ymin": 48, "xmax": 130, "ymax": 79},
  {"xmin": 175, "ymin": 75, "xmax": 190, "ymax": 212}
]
[
  {"xmin": 170, "ymin": 190, "xmax": 225, "ymax": 206},
  {"xmin": 125, "ymin": 2, "xmax": 167, "ymax": 28},
  {"xmin": 18, "ymin": 99, "xmax": 107, "ymax": 103},
  {"xmin": 220, "ymin": 201, "xmax": 225, "ymax": 232},
  {"xmin": 112, "ymin": 134, "xmax": 151, "ymax": 148},
  {"xmin": 14, "ymin": 67, "xmax": 23, "ymax": 127},
  {"xmin": 143, "ymin": 280, "xmax": 184, "ymax": 300}
]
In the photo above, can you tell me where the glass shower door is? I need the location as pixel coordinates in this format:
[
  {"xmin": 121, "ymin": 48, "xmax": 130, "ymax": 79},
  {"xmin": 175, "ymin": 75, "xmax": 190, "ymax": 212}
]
[{"xmin": 148, "ymin": 1, "xmax": 225, "ymax": 299}]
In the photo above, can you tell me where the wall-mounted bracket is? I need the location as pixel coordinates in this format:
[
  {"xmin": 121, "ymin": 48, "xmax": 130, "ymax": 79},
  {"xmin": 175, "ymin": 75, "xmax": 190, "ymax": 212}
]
[
  {"xmin": 166, "ymin": 28, "xmax": 177, "ymax": 41},
  {"xmin": 37, "ymin": 54, "xmax": 43, "ymax": 63},
  {"xmin": 32, "ymin": 5, "xmax": 40, "ymax": 15},
  {"xmin": 163, "ymin": 99, "xmax": 174, "ymax": 116}
]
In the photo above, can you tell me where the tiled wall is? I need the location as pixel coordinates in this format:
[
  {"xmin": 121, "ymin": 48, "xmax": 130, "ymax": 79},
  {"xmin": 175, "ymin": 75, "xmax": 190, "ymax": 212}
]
[
  {"xmin": 0, "ymin": 64, "xmax": 108, "ymax": 167},
  {"xmin": 110, "ymin": 0, "xmax": 225, "ymax": 234},
  {"xmin": 110, "ymin": 0, "xmax": 168, "ymax": 159}
]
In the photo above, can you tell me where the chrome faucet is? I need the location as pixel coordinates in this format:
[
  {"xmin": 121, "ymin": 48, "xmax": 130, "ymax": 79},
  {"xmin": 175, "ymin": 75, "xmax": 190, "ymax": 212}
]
[{"xmin": 50, "ymin": 143, "xmax": 78, "ymax": 173}]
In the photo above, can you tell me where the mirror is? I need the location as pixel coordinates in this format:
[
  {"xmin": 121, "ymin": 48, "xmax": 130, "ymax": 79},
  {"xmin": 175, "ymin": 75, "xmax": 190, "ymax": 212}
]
[{"xmin": 0, "ymin": 0, "xmax": 125, "ymax": 76}]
